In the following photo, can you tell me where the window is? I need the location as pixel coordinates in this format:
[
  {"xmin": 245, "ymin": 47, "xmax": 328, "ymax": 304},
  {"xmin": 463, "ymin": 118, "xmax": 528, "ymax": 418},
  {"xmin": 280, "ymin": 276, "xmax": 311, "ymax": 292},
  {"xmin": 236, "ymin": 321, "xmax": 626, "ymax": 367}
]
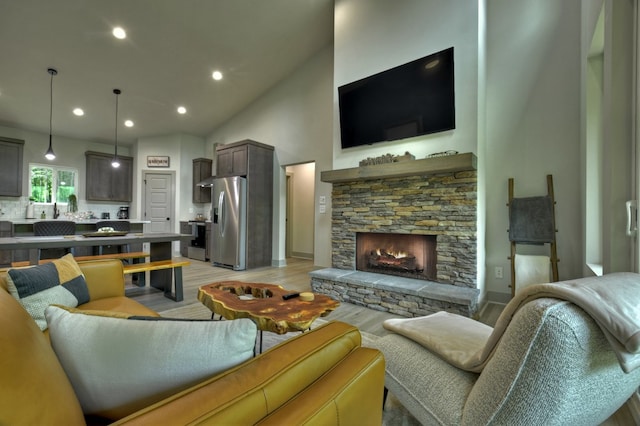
[{"xmin": 29, "ymin": 164, "xmax": 78, "ymax": 204}]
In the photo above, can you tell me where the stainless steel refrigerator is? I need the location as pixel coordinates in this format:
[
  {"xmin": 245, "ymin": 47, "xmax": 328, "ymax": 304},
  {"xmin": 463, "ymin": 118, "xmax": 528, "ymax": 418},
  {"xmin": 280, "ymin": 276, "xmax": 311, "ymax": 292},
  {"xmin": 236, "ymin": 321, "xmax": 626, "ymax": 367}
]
[{"xmin": 211, "ymin": 176, "xmax": 247, "ymax": 270}]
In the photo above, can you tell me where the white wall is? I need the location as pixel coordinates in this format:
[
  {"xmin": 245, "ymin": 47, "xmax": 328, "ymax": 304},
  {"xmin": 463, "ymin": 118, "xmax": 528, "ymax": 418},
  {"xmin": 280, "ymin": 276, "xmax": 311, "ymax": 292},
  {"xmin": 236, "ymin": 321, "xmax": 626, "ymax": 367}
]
[
  {"xmin": 484, "ymin": 0, "xmax": 583, "ymax": 300},
  {"xmin": 206, "ymin": 45, "xmax": 334, "ymax": 267},
  {"xmin": 133, "ymin": 133, "xmax": 206, "ymax": 230},
  {"xmin": 333, "ymin": 0, "xmax": 479, "ymax": 169}
]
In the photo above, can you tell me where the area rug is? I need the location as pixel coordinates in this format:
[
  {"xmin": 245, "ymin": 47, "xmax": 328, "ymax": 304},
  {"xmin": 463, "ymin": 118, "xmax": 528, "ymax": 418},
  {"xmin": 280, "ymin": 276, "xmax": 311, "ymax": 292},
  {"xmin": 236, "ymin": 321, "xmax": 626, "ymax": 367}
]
[{"xmin": 158, "ymin": 302, "xmax": 420, "ymax": 425}]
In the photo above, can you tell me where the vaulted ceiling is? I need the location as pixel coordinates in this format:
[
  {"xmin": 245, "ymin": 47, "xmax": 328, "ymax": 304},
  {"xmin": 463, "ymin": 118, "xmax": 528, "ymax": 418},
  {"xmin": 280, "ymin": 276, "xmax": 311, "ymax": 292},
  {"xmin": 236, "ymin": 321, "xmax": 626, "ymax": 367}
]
[{"xmin": 0, "ymin": 0, "xmax": 334, "ymax": 144}]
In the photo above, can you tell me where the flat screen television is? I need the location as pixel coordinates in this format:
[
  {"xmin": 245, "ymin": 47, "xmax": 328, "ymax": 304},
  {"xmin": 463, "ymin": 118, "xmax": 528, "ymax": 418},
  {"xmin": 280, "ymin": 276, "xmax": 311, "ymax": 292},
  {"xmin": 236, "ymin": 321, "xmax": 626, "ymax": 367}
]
[{"xmin": 338, "ymin": 47, "xmax": 455, "ymax": 149}]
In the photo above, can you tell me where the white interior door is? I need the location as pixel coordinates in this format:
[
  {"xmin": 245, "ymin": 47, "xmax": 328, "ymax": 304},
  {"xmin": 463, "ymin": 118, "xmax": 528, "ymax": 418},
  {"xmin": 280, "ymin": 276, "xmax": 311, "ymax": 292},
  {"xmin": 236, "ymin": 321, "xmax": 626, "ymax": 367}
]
[{"xmin": 143, "ymin": 172, "xmax": 174, "ymax": 233}]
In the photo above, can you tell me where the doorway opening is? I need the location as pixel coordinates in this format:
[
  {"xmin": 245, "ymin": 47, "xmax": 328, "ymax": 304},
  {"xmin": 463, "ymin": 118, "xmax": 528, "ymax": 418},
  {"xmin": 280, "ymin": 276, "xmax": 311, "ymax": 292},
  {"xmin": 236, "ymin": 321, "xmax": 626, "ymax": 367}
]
[{"xmin": 285, "ymin": 162, "xmax": 315, "ymax": 261}]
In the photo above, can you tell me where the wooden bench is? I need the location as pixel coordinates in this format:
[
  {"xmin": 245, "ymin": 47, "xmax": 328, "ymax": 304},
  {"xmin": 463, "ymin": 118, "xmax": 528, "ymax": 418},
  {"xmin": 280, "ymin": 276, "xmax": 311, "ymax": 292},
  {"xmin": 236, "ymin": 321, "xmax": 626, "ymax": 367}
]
[
  {"xmin": 10, "ymin": 251, "xmax": 150, "ymax": 267},
  {"xmin": 123, "ymin": 259, "xmax": 191, "ymax": 302},
  {"xmin": 4, "ymin": 253, "xmax": 188, "ymax": 302}
]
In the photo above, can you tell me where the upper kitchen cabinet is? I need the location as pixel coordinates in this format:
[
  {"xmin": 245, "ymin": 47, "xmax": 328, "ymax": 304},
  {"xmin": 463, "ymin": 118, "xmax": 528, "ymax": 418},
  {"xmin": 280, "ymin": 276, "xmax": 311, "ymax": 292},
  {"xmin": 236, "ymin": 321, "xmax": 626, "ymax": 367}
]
[
  {"xmin": 0, "ymin": 137, "xmax": 24, "ymax": 197},
  {"xmin": 85, "ymin": 151, "xmax": 133, "ymax": 202},
  {"xmin": 216, "ymin": 143, "xmax": 247, "ymax": 177},
  {"xmin": 215, "ymin": 139, "xmax": 273, "ymax": 178},
  {"xmin": 192, "ymin": 157, "xmax": 212, "ymax": 203}
]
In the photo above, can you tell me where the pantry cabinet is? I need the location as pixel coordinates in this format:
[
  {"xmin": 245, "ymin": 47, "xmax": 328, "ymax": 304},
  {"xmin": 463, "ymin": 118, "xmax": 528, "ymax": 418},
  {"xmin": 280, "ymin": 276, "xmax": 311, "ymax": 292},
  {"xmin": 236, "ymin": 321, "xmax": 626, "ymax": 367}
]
[{"xmin": 215, "ymin": 140, "xmax": 274, "ymax": 268}]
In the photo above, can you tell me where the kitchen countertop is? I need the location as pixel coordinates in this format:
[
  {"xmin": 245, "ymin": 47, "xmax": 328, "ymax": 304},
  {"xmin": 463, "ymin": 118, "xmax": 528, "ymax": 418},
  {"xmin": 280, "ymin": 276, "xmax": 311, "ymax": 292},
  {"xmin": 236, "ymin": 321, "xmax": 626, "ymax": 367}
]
[{"xmin": 8, "ymin": 218, "xmax": 151, "ymax": 225}]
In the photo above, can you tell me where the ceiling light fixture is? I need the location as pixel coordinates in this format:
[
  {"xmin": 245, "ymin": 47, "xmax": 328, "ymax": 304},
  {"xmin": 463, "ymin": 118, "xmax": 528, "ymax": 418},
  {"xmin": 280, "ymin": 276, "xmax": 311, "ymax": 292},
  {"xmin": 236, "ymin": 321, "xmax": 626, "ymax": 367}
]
[
  {"xmin": 177, "ymin": 106, "xmax": 187, "ymax": 114},
  {"xmin": 112, "ymin": 27, "xmax": 126, "ymax": 39},
  {"xmin": 212, "ymin": 70, "xmax": 223, "ymax": 81},
  {"xmin": 73, "ymin": 108, "xmax": 84, "ymax": 116},
  {"xmin": 124, "ymin": 120, "xmax": 134, "ymax": 127},
  {"xmin": 112, "ymin": 89, "xmax": 121, "ymax": 168},
  {"xmin": 45, "ymin": 68, "xmax": 57, "ymax": 160}
]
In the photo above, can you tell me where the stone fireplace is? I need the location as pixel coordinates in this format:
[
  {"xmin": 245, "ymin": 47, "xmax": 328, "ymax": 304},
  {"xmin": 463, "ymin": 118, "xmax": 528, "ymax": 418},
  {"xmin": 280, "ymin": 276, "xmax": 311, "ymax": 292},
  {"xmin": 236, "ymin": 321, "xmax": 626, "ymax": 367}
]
[{"xmin": 310, "ymin": 153, "xmax": 480, "ymax": 318}]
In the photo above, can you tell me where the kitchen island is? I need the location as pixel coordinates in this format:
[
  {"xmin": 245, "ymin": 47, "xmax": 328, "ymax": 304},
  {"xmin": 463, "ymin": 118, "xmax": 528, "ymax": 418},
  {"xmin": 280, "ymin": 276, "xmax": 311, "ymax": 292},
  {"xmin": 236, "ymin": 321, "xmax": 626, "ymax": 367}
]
[
  {"xmin": 3, "ymin": 219, "xmax": 150, "ymax": 262},
  {"xmin": 0, "ymin": 232, "xmax": 191, "ymax": 300},
  {"xmin": 10, "ymin": 218, "xmax": 149, "ymax": 234}
]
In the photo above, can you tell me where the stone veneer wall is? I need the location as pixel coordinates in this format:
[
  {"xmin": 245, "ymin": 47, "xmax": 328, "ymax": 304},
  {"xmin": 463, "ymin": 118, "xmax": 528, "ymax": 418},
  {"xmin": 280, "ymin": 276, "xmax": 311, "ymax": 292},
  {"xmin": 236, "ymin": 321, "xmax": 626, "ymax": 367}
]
[{"xmin": 331, "ymin": 170, "xmax": 477, "ymax": 288}]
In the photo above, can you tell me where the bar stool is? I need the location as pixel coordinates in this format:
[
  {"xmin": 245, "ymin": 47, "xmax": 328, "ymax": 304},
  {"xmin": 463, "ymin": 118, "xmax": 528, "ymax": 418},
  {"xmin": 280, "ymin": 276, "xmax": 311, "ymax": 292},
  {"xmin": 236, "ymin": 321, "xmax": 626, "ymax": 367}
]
[
  {"xmin": 95, "ymin": 220, "xmax": 130, "ymax": 255},
  {"xmin": 33, "ymin": 220, "xmax": 76, "ymax": 260}
]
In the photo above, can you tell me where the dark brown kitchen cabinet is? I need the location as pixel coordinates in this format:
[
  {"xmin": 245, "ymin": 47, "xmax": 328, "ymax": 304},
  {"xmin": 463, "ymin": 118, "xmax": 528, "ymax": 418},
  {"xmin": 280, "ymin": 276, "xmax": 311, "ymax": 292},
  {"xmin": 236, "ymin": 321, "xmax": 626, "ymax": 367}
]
[
  {"xmin": 192, "ymin": 158, "xmax": 212, "ymax": 203},
  {"xmin": 0, "ymin": 137, "xmax": 24, "ymax": 197},
  {"xmin": 0, "ymin": 221, "xmax": 13, "ymax": 266},
  {"xmin": 205, "ymin": 221, "xmax": 211, "ymax": 260},
  {"xmin": 215, "ymin": 144, "xmax": 248, "ymax": 177},
  {"xmin": 85, "ymin": 151, "xmax": 133, "ymax": 202},
  {"xmin": 179, "ymin": 221, "xmax": 190, "ymax": 257},
  {"xmin": 215, "ymin": 140, "xmax": 274, "ymax": 268}
]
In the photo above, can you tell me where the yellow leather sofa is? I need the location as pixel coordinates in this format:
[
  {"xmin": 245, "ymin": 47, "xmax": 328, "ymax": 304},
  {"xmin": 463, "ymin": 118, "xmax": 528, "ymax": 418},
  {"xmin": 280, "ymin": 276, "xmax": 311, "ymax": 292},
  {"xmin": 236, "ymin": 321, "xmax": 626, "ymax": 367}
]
[{"xmin": 0, "ymin": 259, "xmax": 385, "ymax": 425}]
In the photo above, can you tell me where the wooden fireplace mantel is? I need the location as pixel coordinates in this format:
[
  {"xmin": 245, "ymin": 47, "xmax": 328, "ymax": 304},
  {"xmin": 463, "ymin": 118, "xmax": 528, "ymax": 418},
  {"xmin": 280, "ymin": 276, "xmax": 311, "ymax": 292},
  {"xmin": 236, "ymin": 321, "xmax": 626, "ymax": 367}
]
[{"xmin": 320, "ymin": 152, "xmax": 477, "ymax": 183}]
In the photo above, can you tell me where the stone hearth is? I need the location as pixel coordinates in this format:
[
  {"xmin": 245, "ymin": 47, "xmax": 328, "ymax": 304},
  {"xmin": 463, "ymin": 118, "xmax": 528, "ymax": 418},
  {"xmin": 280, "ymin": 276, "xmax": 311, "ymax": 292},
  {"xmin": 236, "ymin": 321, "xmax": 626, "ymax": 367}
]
[
  {"xmin": 310, "ymin": 269, "xmax": 478, "ymax": 317},
  {"xmin": 314, "ymin": 153, "xmax": 479, "ymax": 318}
]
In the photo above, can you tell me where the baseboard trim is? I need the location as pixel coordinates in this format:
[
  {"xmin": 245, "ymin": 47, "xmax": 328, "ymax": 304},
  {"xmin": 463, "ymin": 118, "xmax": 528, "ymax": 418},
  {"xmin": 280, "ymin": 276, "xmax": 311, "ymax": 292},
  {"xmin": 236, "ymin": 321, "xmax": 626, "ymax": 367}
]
[
  {"xmin": 271, "ymin": 259, "xmax": 287, "ymax": 267},
  {"xmin": 291, "ymin": 251, "xmax": 313, "ymax": 260},
  {"xmin": 487, "ymin": 290, "xmax": 511, "ymax": 304}
]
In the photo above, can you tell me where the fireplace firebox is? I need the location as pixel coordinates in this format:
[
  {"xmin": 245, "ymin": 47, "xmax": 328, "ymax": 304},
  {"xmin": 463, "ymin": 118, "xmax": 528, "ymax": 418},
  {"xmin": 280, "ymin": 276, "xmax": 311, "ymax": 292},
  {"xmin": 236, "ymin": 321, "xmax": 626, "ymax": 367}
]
[{"xmin": 356, "ymin": 232, "xmax": 436, "ymax": 281}]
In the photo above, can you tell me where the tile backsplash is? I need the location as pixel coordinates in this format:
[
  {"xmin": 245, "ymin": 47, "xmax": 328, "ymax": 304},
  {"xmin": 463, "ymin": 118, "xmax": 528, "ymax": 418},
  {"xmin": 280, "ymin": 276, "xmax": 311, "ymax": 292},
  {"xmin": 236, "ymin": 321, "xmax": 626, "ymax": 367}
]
[{"xmin": 0, "ymin": 197, "xmax": 129, "ymax": 221}]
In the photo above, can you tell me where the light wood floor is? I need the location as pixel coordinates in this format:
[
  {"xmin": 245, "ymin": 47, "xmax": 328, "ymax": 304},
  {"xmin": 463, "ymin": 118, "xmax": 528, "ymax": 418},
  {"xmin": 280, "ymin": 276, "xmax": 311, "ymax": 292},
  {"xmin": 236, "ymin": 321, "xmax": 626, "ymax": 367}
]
[
  {"xmin": 126, "ymin": 257, "xmax": 404, "ymax": 336},
  {"xmin": 127, "ymin": 257, "xmax": 638, "ymax": 425}
]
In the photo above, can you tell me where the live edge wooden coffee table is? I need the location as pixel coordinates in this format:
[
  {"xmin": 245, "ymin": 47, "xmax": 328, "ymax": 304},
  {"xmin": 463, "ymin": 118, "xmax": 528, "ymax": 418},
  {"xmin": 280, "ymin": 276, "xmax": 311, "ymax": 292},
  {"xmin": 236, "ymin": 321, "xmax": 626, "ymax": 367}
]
[{"xmin": 197, "ymin": 281, "xmax": 340, "ymax": 351}]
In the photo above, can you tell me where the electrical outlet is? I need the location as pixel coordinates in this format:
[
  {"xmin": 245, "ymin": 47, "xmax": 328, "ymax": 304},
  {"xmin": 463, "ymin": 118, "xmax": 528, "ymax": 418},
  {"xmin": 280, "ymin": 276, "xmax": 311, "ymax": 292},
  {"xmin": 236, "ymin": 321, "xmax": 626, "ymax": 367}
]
[{"xmin": 495, "ymin": 266, "xmax": 503, "ymax": 279}]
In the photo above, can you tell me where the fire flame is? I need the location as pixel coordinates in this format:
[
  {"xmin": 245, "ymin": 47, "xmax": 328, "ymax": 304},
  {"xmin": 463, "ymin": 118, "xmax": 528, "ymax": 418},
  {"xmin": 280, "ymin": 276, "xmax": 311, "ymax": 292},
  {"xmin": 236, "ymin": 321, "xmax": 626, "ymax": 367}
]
[{"xmin": 375, "ymin": 248, "xmax": 409, "ymax": 258}]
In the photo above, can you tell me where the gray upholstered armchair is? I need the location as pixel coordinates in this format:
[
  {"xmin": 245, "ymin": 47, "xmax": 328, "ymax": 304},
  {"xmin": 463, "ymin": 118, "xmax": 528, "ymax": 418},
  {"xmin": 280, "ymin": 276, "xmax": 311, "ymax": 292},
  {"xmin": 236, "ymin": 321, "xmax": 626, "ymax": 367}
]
[{"xmin": 374, "ymin": 273, "xmax": 640, "ymax": 425}]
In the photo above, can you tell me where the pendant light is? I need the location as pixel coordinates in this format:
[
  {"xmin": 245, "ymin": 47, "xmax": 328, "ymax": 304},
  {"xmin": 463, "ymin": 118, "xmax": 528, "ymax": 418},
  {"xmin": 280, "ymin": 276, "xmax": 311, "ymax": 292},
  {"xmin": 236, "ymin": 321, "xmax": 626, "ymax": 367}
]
[
  {"xmin": 112, "ymin": 89, "xmax": 121, "ymax": 168},
  {"xmin": 45, "ymin": 68, "xmax": 57, "ymax": 160}
]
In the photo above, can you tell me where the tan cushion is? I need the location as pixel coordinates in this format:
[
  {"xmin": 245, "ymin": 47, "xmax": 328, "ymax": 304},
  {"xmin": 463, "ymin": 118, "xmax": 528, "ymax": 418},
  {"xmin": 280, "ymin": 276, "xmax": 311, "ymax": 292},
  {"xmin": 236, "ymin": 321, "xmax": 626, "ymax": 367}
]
[
  {"xmin": 383, "ymin": 311, "xmax": 493, "ymax": 370},
  {"xmin": 45, "ymin": 305, "xmax": 258, "ymax": 420}
]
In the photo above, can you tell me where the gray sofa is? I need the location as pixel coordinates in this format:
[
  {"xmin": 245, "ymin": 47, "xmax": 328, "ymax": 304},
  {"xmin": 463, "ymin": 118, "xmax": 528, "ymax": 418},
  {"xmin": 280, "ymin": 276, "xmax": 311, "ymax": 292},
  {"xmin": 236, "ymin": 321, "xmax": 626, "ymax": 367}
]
[{"xmin": 374, "ymin": 273, "xmax": 640, "ymax": 425}]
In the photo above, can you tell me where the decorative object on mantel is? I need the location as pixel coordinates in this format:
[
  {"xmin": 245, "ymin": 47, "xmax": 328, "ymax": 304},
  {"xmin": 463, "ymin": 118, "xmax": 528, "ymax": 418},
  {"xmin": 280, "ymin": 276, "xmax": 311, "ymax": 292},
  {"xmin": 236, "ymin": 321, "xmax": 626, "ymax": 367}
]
[
  {"xmin": 147, "ymin": 156, "xmax": 170, "ymax": 167},
  {"xmin": 427, "ymin": 150, "xmax": 459, "ymax": 158},
  {"xmin": 321, "ymin": 152, "xmax": 477, "ymax": 184},
  {"xmin": 45, "ymin": 68, "xmax": 58, "ymax": 161},
  {"xmin": 359, "ymin": 151, "xmax": 415, "ymax": 167}
]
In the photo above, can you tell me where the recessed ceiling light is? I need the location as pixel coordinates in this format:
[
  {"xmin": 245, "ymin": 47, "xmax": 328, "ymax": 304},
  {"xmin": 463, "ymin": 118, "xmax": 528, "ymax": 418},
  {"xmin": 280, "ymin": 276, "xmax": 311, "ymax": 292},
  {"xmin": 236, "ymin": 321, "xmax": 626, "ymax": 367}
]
[
  {"xmin": 113, "ymin": 27, "xmax": 127, "ymax": 39},
  {"xmin": 177, "ymin": 106, "xmax": 187, "ymax": 114},
  {"xmin": 124, "ymin": 120, "xmax": 134, "ymax": 127},
  {"xmin": 73, "ymin": 108, "xmax": 84, "ymax": 116},
  {"xmin": 212, "ymin": 70, "xmax": 223, "ymax": 81}
]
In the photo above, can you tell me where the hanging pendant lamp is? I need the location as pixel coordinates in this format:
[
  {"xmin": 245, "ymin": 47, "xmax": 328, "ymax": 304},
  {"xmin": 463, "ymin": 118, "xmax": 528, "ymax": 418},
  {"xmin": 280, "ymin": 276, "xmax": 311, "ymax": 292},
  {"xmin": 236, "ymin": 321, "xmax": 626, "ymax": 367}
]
[
  {"xmin": 45, "ymin": 68, "xmax": 57, "ymax": 160},
  {"xmin": 112, "ymin": 89, "xmax": 121, "ymax": 168}
]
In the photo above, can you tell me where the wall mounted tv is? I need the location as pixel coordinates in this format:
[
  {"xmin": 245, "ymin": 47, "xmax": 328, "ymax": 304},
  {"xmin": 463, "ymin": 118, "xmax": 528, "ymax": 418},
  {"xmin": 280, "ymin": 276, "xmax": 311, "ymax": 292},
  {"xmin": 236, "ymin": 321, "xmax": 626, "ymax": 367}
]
[{"xmin": 338, "ymin": 47, "xmax": 455, "ymax": 149}]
